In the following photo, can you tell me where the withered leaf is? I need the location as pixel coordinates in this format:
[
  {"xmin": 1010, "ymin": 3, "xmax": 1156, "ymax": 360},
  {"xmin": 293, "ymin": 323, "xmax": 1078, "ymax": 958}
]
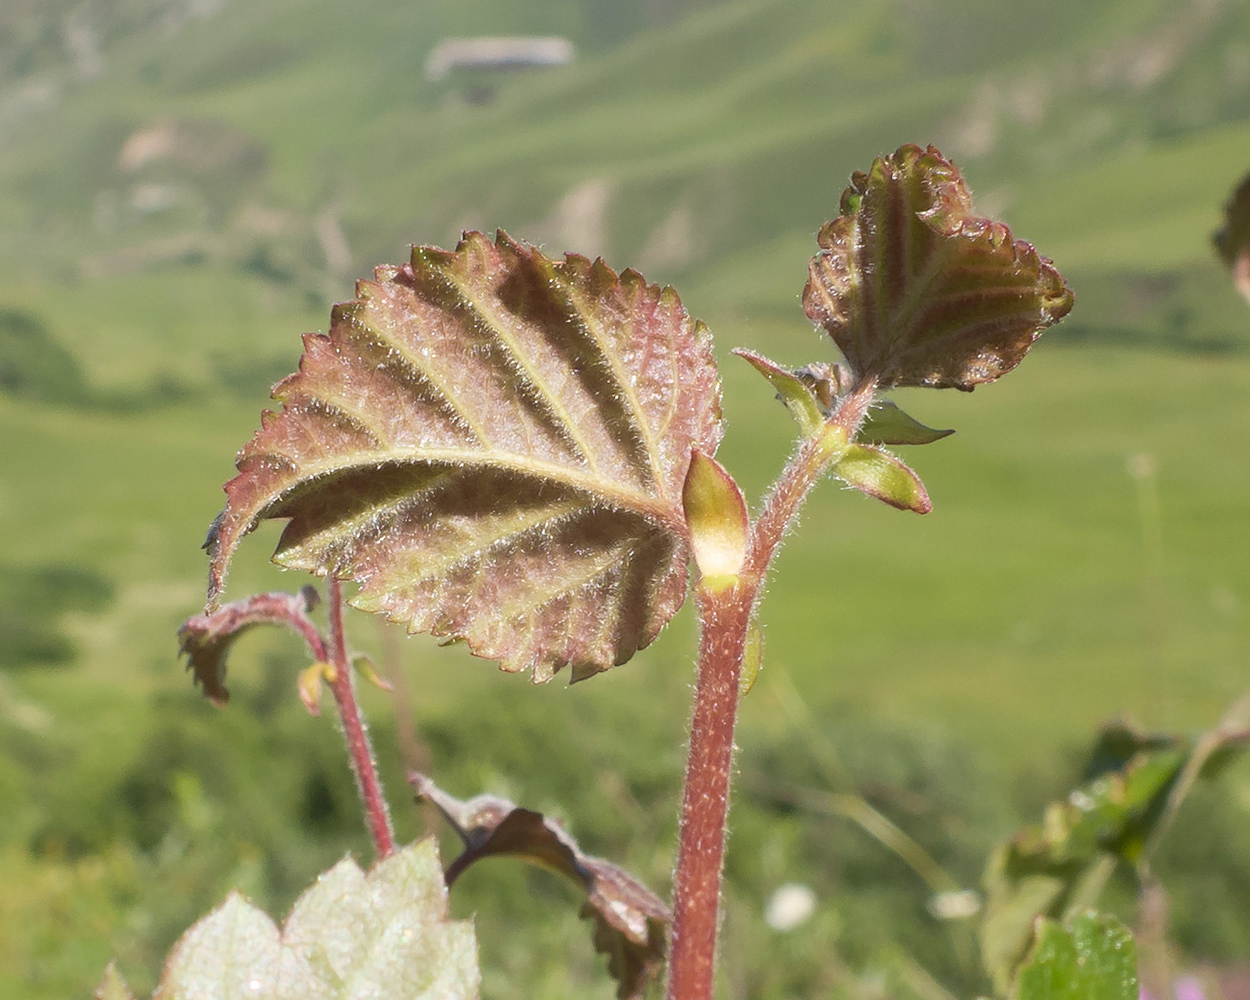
[
  {"xmin": 804, "ymin": 144, "xmax": 1073, "ymax": 390},
  {"xmin": 207, "ymin": 231, "xmax": 722, "ymax": 682},
  {"xmin": 178, "ymin": 586, "xmax": 323, "ymax": 705},
  {"xmin": 1214, "ymin": 169, "xmax": 1250, "ymax": 306},
  {"xmin": 410, "ymin": 772, "xmax": 669, "ymax": 1000}
]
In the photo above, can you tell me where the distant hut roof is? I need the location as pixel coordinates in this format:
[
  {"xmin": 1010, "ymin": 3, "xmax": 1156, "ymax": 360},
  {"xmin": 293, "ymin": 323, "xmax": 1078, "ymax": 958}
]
[{"xmin": 424, "ymin": 36, "xmax": 575, "ymax": 82}]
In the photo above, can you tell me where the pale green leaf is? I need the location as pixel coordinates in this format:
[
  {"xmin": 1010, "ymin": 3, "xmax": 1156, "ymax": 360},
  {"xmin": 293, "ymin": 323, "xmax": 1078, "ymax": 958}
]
[
  {"xmin": 832, "ymin": 444, "xmax": 931, "ymax": 513},
  {"xmin": 122, "ymin": 838, "xmax": 477, "ymax": 1000}
]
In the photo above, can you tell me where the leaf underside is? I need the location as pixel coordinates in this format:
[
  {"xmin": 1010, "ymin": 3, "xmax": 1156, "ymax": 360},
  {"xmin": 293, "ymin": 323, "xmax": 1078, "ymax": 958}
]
[
  {"xmin": 411, "ymin": 772, "xmax": 669, "ymax": 1000},
  {"xmin": 804, "ymin": 144, "xmax": 1073, "ymax": 391},
  {"xmin": 99, "ymin": 839, "xmax": 479, "ymax": 1000},
  {"xmin": 207, "ymin": 231, "xmax": 722, "ymax": 681}
]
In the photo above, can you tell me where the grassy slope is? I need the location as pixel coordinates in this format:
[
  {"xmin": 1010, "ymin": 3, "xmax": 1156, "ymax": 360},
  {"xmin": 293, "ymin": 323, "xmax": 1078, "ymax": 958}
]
[{"xmin": 2, "ymin": 0, "xmax": 1250, "ymax": 995}]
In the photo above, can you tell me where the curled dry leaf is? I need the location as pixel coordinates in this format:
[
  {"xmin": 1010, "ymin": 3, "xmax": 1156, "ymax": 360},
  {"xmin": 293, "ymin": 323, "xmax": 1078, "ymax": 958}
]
[
  {"xmin": 177, "ymin": 586, "xmax": 323, "ymax": 705},
  {"xmin": 804, "ymin": 144, "xmax": 1073, "ymax": 391},
  {"xmin": 410, "ymin": 772, "xmax": 669, "ymax": 1000},
  {"xmin": 207, "ymin": 231, "xmax": 722, "ymax": 682}
]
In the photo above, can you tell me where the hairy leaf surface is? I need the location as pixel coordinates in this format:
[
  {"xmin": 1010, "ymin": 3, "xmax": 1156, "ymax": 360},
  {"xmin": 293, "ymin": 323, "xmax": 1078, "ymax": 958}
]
[
  {"xmin": 207, "ymin": 231, "xmax": 722, "ymax": 681},
  {"xmin": 804, "ymin": 144, "xmax": 1073, "ymax": 390},
  {"xmin": 97, "ymin": 839, "xmax": 478, "ymax": 1000},
  {"xmin": 411, "ymin": 772, "xmax": 669, "ymax": 1000}
]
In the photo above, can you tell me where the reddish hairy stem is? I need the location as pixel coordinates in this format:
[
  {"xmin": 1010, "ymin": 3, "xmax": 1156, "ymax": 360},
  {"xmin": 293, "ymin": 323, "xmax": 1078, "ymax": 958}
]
[
  {"xmin": 667, "ymin": 380, "xmax": 877, "ymax": 1000},
  {"xmin": 667, "ymin": 585, "xmax": 754, "ymax": 1000},
  {"xmin": 325, "ymin": 578, "xmax": 396, "ymax": 859}
]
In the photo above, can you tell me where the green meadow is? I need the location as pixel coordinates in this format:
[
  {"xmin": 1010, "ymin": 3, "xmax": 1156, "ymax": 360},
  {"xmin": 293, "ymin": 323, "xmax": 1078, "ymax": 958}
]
[{"xmin": 3, "ymin": 0, "xmax": 1250, "ymax": 996}]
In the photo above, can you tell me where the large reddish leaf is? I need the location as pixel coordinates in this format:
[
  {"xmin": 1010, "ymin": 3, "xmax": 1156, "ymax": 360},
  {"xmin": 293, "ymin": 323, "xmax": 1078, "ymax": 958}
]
[
  {"xmin": 804, "ymin": 144, "xmax": 1073, "ymax": 391},
  {"xmin": 207, "ymin": 231, "xmax": 722, "ymax": 681}
]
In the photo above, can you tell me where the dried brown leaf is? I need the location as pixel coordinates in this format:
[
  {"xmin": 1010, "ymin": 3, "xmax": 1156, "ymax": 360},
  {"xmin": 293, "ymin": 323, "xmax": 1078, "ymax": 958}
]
[{"xmin": 410, "ymin": 772, "xmax": 669, "ymax": 1000}]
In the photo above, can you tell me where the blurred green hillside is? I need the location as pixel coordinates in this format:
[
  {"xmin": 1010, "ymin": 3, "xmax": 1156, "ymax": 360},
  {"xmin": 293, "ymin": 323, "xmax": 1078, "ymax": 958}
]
[{"xmin": 3, "ymin": 0, "xmax": 1250, "ymax": 998}]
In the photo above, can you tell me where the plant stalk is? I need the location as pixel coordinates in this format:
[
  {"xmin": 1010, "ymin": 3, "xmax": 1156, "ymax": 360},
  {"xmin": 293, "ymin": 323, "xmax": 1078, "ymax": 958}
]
[
  {"xmin": 667, "ymin": 380, "xmax": 876, "ymax": 1000},
  {"xmin": 667, "ymin": 584, "xmax": 754, "ymax": 1000},
  {"xmin": 326, "ymin": 578, "xmax": 396, "ymax": 859}
]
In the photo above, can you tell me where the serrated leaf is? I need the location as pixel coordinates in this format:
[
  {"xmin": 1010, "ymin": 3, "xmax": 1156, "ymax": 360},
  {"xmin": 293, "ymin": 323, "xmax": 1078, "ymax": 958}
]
[
  {"xmin": 178, "ymin": 587, "xmax": 323, "ymax": 705},
  {"xmin": 1014, "ymin": 913, "xmax": 1137, "ymax": 1000},
  {"xmin": 1214, "ymin": 170, "xmax": 1250, "ymax": 306},
  {"xmin": 126, "ymin": 838, "xmax": 477, "ymax": 1000},
  {"xmin": 733, "ymin": 349, "xmax": 826, "ymax": 437},
  {"xmin": 832, "ymin": 443, "xmax": 931, "ymax": 513},
  {"xmin": 206, "ymin": 231, "xmax": 722, "ymax": 682},
  {"xmin": 858, "ymin": 400, "xmax": 954, "ymax": 446},
  {"xmin": 411, "ymin": 772, "xmax": 669, "ymax": 1000},
  {"xmin": 683, "ymin": 451, "xmax": 748, "ymax": 586},
  {"xmin": 804, "ymin": 144, "xmax": 1073, "ymax": 390}
]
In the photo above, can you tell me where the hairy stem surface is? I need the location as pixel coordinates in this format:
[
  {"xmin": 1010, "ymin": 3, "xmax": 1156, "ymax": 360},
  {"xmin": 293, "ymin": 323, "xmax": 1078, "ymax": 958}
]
[
  {"xmin": 667, "ymin": 585, "xmax": 754, "ymax": 1000},
  {"xmin": 667, "ymin": 381, "xmax": 875, "ymax": 1000},
  {"xmin": 326, "ymin": 578, "xmax": 396, "ymax": 859}
]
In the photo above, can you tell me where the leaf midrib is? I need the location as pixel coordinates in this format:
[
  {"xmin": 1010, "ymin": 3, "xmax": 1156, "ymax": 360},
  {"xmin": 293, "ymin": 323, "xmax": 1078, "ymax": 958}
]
[{"xmin": 261, "ymin": 445, "xmax": 682, "ymax": 531}]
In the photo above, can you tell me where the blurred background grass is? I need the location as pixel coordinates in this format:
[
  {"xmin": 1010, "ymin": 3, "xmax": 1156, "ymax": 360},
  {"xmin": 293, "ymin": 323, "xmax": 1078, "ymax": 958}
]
[{"xmin": 2, "ymin": 0, "xmax": 1250, "ymax": 997}]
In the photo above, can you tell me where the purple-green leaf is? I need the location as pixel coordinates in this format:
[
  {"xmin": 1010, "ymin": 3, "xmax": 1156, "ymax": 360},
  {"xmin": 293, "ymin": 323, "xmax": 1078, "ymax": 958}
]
[
  {"xmin": 206, "ymin": 231, "xmax": 722, "ymax": 682},
  {"xmin": 804, "ymin": 144, "xmax": 1073, "ymax": 391},
  {"xmin": 832, "ymin": 443, "xmax": 931, "ymax": 513},
  {"xmin": 411, "ymin": 772, "xmax": 669, "ymax": 1000}
]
